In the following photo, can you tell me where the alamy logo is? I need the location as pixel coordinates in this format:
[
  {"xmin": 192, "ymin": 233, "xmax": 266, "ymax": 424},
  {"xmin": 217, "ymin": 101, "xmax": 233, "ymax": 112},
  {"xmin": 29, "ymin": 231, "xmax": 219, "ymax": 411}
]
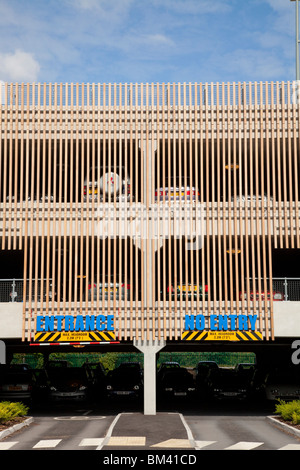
[
  {"xmin": 291, "ymin": 340, "xmax": 300, "ymax": 365},
  {"xmin": 96, "ymin": 203, "xmax": 203, "ymax": 250}
]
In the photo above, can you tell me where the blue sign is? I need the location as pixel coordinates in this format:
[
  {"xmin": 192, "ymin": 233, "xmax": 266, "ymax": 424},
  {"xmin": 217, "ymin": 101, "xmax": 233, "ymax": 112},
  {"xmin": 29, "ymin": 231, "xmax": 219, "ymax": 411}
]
[
  {"xmin": 184, "ymin": 314, "xmax": 258, "ymax": 331},
  {"xmin": 36, "ymin": 314, "xmax": 114, "ymax": 332}
]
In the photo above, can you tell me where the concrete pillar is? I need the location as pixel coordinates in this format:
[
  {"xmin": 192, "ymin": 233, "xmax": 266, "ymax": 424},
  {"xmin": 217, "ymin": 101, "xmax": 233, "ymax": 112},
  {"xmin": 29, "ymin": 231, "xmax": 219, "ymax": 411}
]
[
  {"xmin": 134, "ymin": 338, "xmax": 166, "ymax": 415},
  {"xmin": 0, "ymin": 340, "xmax": 6, "ymax": 364}
]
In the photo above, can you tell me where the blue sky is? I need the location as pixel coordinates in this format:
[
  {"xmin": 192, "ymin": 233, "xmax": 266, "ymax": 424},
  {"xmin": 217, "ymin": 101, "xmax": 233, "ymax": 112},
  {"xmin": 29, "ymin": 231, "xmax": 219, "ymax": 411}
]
[{"xmin": 0, "ymin": 0, "xmax": 297, "ymax": 84}]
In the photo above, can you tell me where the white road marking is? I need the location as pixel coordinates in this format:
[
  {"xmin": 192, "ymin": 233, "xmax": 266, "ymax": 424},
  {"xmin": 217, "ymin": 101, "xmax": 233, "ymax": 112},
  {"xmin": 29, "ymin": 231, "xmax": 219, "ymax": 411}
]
[
  {"xmin": 151, "ymin": 439, "xmax": 192, "ymax": 448},
  {"xmin": 178, "ymin": 413, "xmax": 197, "ymax": 448},
  {"xmin": 33, "ymin": 439, "xmax": 62, "ymax": 449},
  {"xmin": 225, "ymin": 441, "xmax": 264, "ymax": 450},
  {"xmin": 194, "ymin": 440, "xmax": 217, "ymax": 449},
  {"xmin": 96, "ymin": 413, "xmax": 122, "ymax": 450},
  {"xmin": 279, "ymin": 444, "xmax": 300, "ymax": 450},
  {"xmin": 79, "ymin": 438, "xmax": 105, "ymax": 447},
  {"xmin": 54, "ymin": 416, "xmax": 105, "ymax": 421},
  {"xmin": 0, "ymin": 441, "xmax": 18, "ymax": 450}
]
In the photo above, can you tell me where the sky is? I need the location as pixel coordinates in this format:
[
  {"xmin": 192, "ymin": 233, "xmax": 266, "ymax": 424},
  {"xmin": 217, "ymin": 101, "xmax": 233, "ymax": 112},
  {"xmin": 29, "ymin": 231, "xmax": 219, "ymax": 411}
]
[{"xmin": 0, "ymin": 0, "xmax": 297, "ymax": 84}]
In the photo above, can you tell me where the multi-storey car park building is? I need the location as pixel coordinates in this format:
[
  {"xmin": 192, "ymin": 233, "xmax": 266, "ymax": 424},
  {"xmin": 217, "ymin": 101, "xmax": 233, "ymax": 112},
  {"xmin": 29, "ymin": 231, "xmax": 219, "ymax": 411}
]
[{"xmin": 0, "ymin": 81, "xmax": 300, "ymax": 413}]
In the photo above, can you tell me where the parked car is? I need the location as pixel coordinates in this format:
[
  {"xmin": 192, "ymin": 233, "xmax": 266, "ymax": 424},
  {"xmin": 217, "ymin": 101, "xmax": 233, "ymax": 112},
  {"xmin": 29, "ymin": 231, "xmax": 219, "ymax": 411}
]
[
  {"xmin": 158, "ymin": 361, "xmax": 180, "ymax": 369},
  {"xmin": 0, "ymin": 364, "xmax": 39, "ymax": 404},
  {"xmin": 87, "ymin": 276, "xmax": 131, "ymax": 301},
  {"xmin": 239, "ymin": 289, "xmax": 284, "ymax": 301},
  {"xmin": 157, "ymin": 362, "xmax": 180, "ymax": 372},
  {"xmin": 83, "ymin": 166, "xmax": 131, "ymax": 202},
  {"xmin": 6, "ymin": 194, "xmax": 53, "ymax": 203},
  {"xmin": 106, "ymin": 362, "xmax": 143, "ymax": 399},
  {"xmin": 154, "ymin": 184, "xmax": 200, "ymax": 203},
  {"xmin": 157, "ymin": 362, "xmax": 180, "ymax": 382},
  {"xmin": 235, "ymin": 363, "xmax": 256, "ymax": 376},
  {"xmin": 47, "ymin": 367, "xmax": 93, "ymax": 403},
  {"xmin": 166, "ymin": 283, "xmax": 208, "ymax": 300},
  {"xmin": 207, "ymin": 368, "xmax": 250, "ymax": 401},
  {"xmin": 157, "ymin": 367, "xmax": 196, "ymax": 400},
  {"xmin": 263, "ymin": 367, "xmax": 300, "ymax": 402}
]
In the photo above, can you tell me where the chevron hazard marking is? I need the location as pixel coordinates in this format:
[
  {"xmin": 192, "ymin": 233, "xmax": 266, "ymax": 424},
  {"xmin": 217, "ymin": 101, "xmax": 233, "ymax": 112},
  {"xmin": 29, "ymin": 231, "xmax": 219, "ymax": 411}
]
[
  {"xmin": 33, "ymin": 330, "xmax": 116, "ymax": 343},
  {"xmin": 181, "ymin": 330, "xmax": 263, "ymax": 341}
]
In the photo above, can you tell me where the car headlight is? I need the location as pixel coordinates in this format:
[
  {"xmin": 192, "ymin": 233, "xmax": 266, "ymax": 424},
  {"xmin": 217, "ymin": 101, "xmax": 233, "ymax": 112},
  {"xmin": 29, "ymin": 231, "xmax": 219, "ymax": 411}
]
[
  {"xmin": 50, "ymin": 386, "xmax": 57, "ymax": 391},
  {"xmin": 133, "ymin": 385, "xmax": 140, "ymax": 390},
  {"xmin": 271, "ymin": 389, "xmax": 279, "ymax": 394},
  {"xmin": 79, "ymin": 386, "xmax": 87, "ymax": 391},
  {"xmin": 188, "ymin": 387, "xmax": 196, "ymax": 392},
  {"xmin": 165, "ymin": 387, "xmax": 173, "ymax": 391},
  {"xmin": 107, "ymin": 385, "xmax": 112, "ymax": 390}
]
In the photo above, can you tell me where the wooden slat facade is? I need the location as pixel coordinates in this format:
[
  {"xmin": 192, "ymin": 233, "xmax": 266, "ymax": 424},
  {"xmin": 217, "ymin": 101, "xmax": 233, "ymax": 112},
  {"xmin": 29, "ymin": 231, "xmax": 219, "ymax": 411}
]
[{"xmin": 0, "ymin": 81, "xmax": 299, "ymax": 342}]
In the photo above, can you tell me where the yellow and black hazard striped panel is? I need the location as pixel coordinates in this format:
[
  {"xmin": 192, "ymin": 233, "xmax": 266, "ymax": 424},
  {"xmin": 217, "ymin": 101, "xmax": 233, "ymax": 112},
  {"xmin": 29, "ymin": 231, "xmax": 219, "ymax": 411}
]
[
  {"xmin": 34, "ymin": 332, "xmax": 62, "ymax": 343},
  {"xmin": 235, "ymin": 331, "xmax": 263, "ymax": 341},
  {"xmin": 33, "ymin": 330, "xmax": 116, "ymax": 343},
  {"xmin": 181, "ymin": 330, "xmax": 263, "ymax": 341},
  {"xmin": 181, "ymin": 331, "xmax": 209, "ymax": 341}
]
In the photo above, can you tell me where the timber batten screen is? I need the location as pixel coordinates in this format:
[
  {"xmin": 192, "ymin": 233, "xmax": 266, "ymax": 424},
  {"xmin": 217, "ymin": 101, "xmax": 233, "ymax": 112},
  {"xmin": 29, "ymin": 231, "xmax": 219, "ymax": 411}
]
[{"xmin": 0, "ymin": 81, "xmax": 299, "ymax": 342}]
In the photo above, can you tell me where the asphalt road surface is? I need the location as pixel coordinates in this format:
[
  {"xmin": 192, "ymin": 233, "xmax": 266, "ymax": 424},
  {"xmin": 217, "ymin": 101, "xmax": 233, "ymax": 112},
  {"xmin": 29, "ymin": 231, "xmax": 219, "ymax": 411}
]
[{"xmin": 1, "ymin": 401, "xmax": 300, "ymax": 452}]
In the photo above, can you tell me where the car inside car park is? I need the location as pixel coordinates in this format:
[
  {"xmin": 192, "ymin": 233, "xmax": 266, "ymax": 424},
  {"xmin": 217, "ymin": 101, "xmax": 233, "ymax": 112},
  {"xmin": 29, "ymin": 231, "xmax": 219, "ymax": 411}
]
[
  {"xmin": 0, "ymin": 364, "xmax": 44, "ymax": 405},
  {"xmin": 46, "ymin": 366, "xmax": 94, "ymax": 403},
  {"xmin": 83, "ymin": 166, "xmax": 131, "ymax": 203},
  {"xmin": 87, "ymin": 277, "xmax": 131, "ymax": 301},
  {"xmin": 157, "ymin": 366, "xmax": 196, "ymax": 401},
  {"xmin": 166, "ymin": 283, "xmax": 208, "ymax": 300},
  {"xmin": 262, "ymin": 367, "xmax": 300, "ymax": 402},
  {"xmin": 239, "ymin": 289, "xmax": 284, "ymax": 301},
  {"xmin": 207, "ymin": 367, "xmax": 251, "ymax": 401},
  {"xmin": 157, "ymin": 362, "xmax": 180, "ymax": 384},
  {"xmin": 106, "ymin": 362, "xmax": 143, "ymax": 399},
  {"xmin": 154, "ymin": 180, "xmax": 200, "ymax": 203}
]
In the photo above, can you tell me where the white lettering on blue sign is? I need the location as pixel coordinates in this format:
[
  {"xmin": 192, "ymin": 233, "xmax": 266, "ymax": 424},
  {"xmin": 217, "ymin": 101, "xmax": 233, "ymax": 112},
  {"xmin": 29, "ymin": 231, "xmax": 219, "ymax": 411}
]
[
  {"xmin": 36, "ymin": 314, "xmax": 114, "ymax": 332},
  {"xmin": 184, "ymin": 314, "xmax": 258, "ymax": 331}
]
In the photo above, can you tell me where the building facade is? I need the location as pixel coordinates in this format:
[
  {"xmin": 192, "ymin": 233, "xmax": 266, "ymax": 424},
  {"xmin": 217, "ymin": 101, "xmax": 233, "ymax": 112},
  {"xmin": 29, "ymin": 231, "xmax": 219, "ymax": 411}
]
[{"xmin": 0, "ymin": 81, "xmax": 300, "ymax": 412}]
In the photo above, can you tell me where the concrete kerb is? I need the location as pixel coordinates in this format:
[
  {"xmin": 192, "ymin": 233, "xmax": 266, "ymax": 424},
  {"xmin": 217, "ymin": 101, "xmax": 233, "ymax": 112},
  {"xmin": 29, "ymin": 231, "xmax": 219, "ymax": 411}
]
[
  {"xmin": 267, "ymin": 415, "xmax": 300, "ymax": 439},
  {"xmin": 0, "ymin": 417, "xmax": 33, "ymax": 440}
]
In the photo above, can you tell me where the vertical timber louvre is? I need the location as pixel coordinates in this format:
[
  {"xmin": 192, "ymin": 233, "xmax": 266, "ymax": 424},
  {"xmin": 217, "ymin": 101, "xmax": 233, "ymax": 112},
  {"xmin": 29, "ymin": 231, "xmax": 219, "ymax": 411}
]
[{"xmin": 0, "ymin": 81, "xmax": 299, "ymax": 342}]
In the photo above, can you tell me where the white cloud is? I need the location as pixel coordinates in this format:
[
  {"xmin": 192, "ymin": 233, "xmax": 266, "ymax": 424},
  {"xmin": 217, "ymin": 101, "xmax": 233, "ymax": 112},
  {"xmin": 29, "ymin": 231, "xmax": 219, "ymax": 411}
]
[
  {"xmin": 0, "ymin": 49, "xmax": 40, "ymax": 82},
  {"xmin": 67, "ymin": 0, "xmax": 134, "ymax": 20},
  {"xmin": 220, "ymin": 48, "xmax": 290, "ymax": 82},
  {"xmin": 0, "ymin": 0, "xmax": 294, "ymax": 83},
  {"xmin": 146, "ymin": 34, "xmax": 174, "ymax": 45}
]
